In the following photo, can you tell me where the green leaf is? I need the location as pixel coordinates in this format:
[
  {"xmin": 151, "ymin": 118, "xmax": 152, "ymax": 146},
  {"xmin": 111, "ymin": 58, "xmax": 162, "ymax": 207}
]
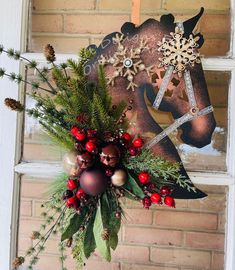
[
  {"xmin": 109, "ymin": 231, "xmax": 118, "ymax": 250},
  {"xmin": 93, "ymin": 201, "xmax": 111, "ymax": 262},
  {"xmin": 83, "ymin": 212, "xmax": 96, "ymax": 259},
  {"xmin": 61, "ymin": 209, "xmax": 87, "ymax": 241},
  {"xmin": 123, "ymin": 172, "xmax": 145, "ymax": 199}
]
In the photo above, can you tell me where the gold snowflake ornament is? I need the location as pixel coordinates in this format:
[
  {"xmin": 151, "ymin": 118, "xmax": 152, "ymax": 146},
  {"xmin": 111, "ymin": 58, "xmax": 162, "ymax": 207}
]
[
  {"xmin": 157, "ymin": 27, "xmax": 201, "ymax": 76},
  {"xmin": 99, "ymin": 34, "xmax": 154, "ymax": 91}
]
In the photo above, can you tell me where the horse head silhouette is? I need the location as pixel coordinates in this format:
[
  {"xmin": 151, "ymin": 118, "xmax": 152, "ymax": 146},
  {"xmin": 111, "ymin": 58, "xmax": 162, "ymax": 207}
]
[{"xmin": 85, "ymin": 8, "xmax": 216, "ymax": 199}]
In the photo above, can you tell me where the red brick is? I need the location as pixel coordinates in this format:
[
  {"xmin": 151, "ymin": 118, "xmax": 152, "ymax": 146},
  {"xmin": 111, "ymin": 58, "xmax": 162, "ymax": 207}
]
[
  {"xmin": 185, "ymin": 232, "xmax": 225, "ymax": 250},
  {"xmin": 200, "ymin": 15, "xmax": 230, "ymax": 34},
  {"xmin": 98, "ymin": 0, "xmax": 131, "ymax": 10},
  {"xmin": 211, "ymin": 252, "xmax": 224, "ymax": 270},
  {"xmin": 19, "ymin": 219, "xmax": 42, "ymax": 236},
  {"xmin": 200, "ymin": 38, "xmax": 230, "ymax": 57},
  {"xmin": 188, "ymin": 193, "xmax": 226, "ymax": 213},
  {"xmin": 163, "ymin": 0, "xmax": 230, "ymax": 11},
  {"xmin": 151, "ymin": 248, "xmax": 211, "ymax": 268},
  {"xmin": 122, "ymin": 264, "xmax": 178, "ymax": 270},
  {"xmin": 113, "ymin": 245, "xmax": 149, "ymax": 263},
  {"xmin": 84, "ymin": 260, "xmax": 121, "ymax": 270},
  {"xmin": 31, "ymin": 36, "xmax": 90, "ymax": 53},
  {"xmin": 18, "ymin": 236, "xmax": 32, "ymax": 252},
  {"xmin": 21, "ymin": 179, "xmax": 49, "ymax": 199},
  {"xmin": 154, "ymin": 211, "xmax": 218, "ymax": 230},
  {"xmin": 20, "ymin": 200, "xmax": 32, "ymax": 216},
  {"xmin": 124, "ymin": 227, "xmax": 182, "ymax": 246},
  {"xmin": 64, "ymin": 14, "xmax": 130, "ymax": 34},
  {"xmin": 124, "ymin": 208, "xmax": 153, "ymax": 225},
  {"xmin": 33, "ymin": 0, "xmax": 95, "ymax": 10},
  {"xmin": 32, "ymin": 15, "xmax": 63, "ymax": 33}
]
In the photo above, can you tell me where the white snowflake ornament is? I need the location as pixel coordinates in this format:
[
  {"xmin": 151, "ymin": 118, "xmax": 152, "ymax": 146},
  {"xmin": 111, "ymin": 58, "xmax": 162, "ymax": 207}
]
[
  {"xmin": 157, "ymin": 27, "xmax": 201, "ymax": 77},
  {"xmin": 99, "ymin": 34, "xmax": 154, "ymax": 91}
]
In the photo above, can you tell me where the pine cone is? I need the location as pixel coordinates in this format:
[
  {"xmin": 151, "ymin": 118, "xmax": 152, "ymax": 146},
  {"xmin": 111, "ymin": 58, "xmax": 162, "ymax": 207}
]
[
  {"xmin": 30, "ymin": 231, "xmax": 41, "ymax": 240},
  {"xmin": 66, "ymin": 237, "xmax": 73, "ymax": 248},
  {"xmin": 101, "ymin": 228, "xmax": 110, "ymax": 240},
  {"xmin": 4, "ymin": 98, "xmax": 24, "ymax": 111},
  {"xmin": 44, "ymin": 44, "xmax": 56, "ymax": 62},
  {"xmin": 12, "ymin": 256, "xmax": 25, "ymax": 267}
]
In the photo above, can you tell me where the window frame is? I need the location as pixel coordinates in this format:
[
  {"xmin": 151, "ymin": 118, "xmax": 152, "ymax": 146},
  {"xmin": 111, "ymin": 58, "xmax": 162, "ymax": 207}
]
[{"xmin": 0, "ymin": 1, "xmax": 235, "ymax": 269}]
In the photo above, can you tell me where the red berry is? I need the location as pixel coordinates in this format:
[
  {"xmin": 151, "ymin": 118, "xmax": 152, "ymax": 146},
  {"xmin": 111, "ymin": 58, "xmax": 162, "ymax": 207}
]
[
  {"xmin": 105, "ymin": 168, "xmax": 113, "ymax": 177},
  {"xmin": 67, "ymin": 179, "xmax": 78, "ymax": 190},
  {"xmin": 88, "ymin": 137, "xmax": 97, "ymax": 143},
  {"xmin": 151, "ymin": 193, "xmax": 162, "ymax": 204},
  {"xmin": 85, "ymin": 141, "xmax": 96, "ymax": 152},
  {"xmin": 142, "ymin": 196, "xmax": 152, "ymax": 209},
  {"xmin": 160, "ymin": 186, "xmax": 172, "ymax": 196},
  {"xmin": 76, "ymin": 188, "xmax": 85, "ymax": 199},
  {"xmin": 129, "ymin": 147, "xmax": 138, "ymax": 156},
  {"xmin": 70, "ymin": 126, "xmax": 86, "ymax": 141},
  {"xmin": 122, "ymin": 132, "xmax": 132, "ymax": 141},
  {"xmin": 138, "ymin": 172, "xmax": 150, "ymax": 184},
  {"xmin": 164, "ymin": 196, "xmax": 175, "ymax": 208},
  {"xmin": 66, "ymin": 197, "xmax": 76, "ymax": 208},
  {"xmin": 133, "ymin": 137, "xmax": 144, "ymax": 148}
]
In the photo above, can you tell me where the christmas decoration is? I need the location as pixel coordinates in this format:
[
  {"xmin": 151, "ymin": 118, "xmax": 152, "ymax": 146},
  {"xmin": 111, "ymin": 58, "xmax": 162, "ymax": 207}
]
[
  {"xmin": 0, "ymin": 8, "xmax": 215, "ymax": 269},
  {"xmin": 111, "ymin": 169, "xmax": 127, "ymax": 186},
  {"xmin": 157, "ymin": 26, "xmax": 201, "ymax": 76},
  {"xmin": 99, "ymin": 34, "xmax": 154, "ymax": 91}
]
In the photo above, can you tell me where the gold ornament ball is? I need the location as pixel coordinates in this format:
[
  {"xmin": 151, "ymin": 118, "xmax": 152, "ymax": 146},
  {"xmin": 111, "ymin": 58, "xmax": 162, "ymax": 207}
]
[
  {"xmin": 62, "ymin": 151, "xmax": 80, "ymax": 176},
  {"xmin": 111, "ymin": 169, "xmax": 127, "ymax": 187}
]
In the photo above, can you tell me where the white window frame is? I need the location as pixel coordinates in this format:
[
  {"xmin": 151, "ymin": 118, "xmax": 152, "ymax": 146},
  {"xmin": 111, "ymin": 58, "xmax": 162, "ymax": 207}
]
[{"xmin": 0, "ymin": 1, "xmax": 235, "ymax": 269}]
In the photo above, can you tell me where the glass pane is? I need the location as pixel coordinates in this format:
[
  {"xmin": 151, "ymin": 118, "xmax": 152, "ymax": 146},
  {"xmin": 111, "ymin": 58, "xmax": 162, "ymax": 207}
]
[
  {"xmin": 17, "ymin": 176, "xmax": 227, "ymax": 270},
  {"xmin": 30, "ymin": 0, "xmax": 231, "ymax": 57}
]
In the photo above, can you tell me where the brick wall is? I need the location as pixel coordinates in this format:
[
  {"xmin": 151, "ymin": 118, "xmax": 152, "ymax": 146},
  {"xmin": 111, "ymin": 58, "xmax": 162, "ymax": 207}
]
[
  {"xmin": 18, "ymin": 177, "xmax": 227, "ymax": 270},
  {"xmin": 30, "ymin": 0, "xmax": 230, "ymax": 56}
]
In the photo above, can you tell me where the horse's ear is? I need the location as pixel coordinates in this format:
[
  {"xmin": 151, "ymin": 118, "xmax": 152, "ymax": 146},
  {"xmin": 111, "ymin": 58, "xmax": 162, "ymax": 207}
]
[
  {"xmin": 183, "ymin": 7, "xmax": 204, "ymax": 38},
  {"xmin": 160, "ymin": 13, "xmax": 175, "ymax": 27},
  {"xmin": 121, "ymin": 22, "xmax": 136, "ymax": 35}
]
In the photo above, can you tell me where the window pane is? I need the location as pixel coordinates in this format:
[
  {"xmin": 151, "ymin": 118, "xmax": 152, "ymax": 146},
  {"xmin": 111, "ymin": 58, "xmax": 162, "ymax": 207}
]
[
  {"xmin": 30, "ymin": 0, "xmax": 231, "ymax": 57},
  {"xmin": 17, "ymin": 176, "xmax": 227, "ymax": 270}
]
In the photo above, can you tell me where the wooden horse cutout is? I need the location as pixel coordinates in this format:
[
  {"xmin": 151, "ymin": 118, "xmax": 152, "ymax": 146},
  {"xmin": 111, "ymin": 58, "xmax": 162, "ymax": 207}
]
[{"xmin": 85, "ymin": 8, "xmax": 216, "ymax": 199}]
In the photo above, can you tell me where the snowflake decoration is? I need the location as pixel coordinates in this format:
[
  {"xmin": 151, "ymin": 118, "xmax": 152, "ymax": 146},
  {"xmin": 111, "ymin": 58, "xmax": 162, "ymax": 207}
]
[
  {"xmin": 99, "ymin": 34, "xmax": 154, "ymax": 91},
  {"xmin": 157, "ymin": 27, "xmax": 201, "ymax": 76}
]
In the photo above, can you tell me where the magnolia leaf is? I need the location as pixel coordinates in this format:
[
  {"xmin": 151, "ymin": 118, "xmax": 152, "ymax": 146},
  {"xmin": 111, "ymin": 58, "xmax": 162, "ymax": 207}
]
[
  {"xmin": 123, "ymin": 172, "xmax": 145, "ymax": 199},
  {"xmin": 109, "ymin": 231, "xmax": 118, "ymax": 250},
  {"xmin": 83, "ymin": 212, "xmax": 96, "ymax": 259},
  {"xmin": 61, "ymin": 209, "xmax": 87, "ymax": 241},
  {"xmin": 93, "ymin": 201, "xmax": 111, "ymax": 262}
]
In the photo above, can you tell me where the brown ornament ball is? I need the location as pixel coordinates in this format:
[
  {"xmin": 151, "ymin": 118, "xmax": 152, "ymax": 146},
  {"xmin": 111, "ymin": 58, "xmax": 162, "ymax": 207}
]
[
  {"xmin": 100, "ymin": 144, "xmax": 121, "ymax": 167},
  {"xmin": 77, "ymin": 152, "xmax": 94, "ymax": 169},
  {"xmin": 111, "ymin": 169, "xmax": 127, "ymax": 187},
  {"xmin": 62, "ymin": 151, "xmax": 80, "ymax": 176},
  {"xmin": 79, "ymin": 168, "xmax": 109, "ymax": 196}
]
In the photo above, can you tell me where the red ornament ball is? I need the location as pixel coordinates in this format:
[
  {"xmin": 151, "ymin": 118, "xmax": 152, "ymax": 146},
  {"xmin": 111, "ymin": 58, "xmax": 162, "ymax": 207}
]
[
  {"xmin": 138, "ymin": 172, "xmax": 150, "ymax": 184},
  {"xmin": 76, "ymin": 188, "xmax": 85, "ymax": 199},
  {"xmin": 133, "ymin": 137, "xmax": 144, "ymax": 148},
  {"xmin": 67, "ymin": 179, "xmax": 78, "ymax": 190},
  {"xmin": 142, "ymin": 196, "xmax": 152, "ymax": 209},
  {"xmin": 151, "ymin": 193, "xmax": 162, "ymax": 204},
  {"xmin": 164, "ymin": 196, "xmax": 175, "ymax": 208},
  {"xmin": 79, "ymin": 168, "xmax": 109, "ymax": 196},
  {"xmin": 70, "ymin": 127, "xmax": 86, "ymax": 141},
  {"xmin": 160, "ymin": 186, "xmax": 172, "ymax": 196},
  {"xmin": 128, "ymin": 147, "xmax": 138, "ymax": 156},
  {"xmin": 85, "ymin": 141, "xmax": 96, "ymax": 152},
  {"xmin": 122, "ymin": 132, "xmax": 131, "ymax": 141}
]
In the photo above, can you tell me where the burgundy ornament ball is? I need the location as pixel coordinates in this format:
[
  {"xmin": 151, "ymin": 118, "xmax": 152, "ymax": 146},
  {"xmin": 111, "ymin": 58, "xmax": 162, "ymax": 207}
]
[
  {"xmin": 100, "ymin": 144, "xmax": 121, "ymax": 167},
  {"xmin": 79, "ymin": 168, "xmax": 109, "ymax": 196},
  {"xmin": 77, "ymin": 152, "xmax": 94, "ymax": 169}
]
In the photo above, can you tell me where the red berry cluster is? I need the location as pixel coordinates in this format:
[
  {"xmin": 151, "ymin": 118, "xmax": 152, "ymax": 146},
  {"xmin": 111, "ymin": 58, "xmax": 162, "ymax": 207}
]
[
  {"xmin": 137, "ymin": 171, "xmax": 175, "ymax": 209},
  {"xmin": 63, "ymin": 178, "xmax": 86, "ymax": 209},
  {"xmin": 120, "ymin": 132, "xmax": 144, "ymax": 156},
  {"xmin": 71, "ymin": 126, "xmax": 98, "ymax": 153}
]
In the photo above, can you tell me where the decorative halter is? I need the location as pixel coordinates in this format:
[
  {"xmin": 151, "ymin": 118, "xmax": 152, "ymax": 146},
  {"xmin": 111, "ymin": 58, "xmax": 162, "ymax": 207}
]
[{"xmin": 147, "ymin": 23, "xmax": 214, "ymax": 149}]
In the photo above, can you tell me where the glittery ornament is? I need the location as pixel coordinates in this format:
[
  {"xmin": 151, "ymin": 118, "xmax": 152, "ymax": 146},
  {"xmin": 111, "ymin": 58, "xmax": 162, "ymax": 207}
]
[
  {"xmin": 100, "ymin": 144, "xmax": 121, "ymax": 167},
  {"xmin": 77, "ymin": 152, "xmax": 94, "ymax": 169},
  {"xmin": 62, "ymin": 151, "xmax": 80, "ymax": 176}
]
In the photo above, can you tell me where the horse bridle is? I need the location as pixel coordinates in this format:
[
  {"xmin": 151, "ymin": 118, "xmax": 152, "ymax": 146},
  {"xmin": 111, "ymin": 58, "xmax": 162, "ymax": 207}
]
[{"xmin": 147, "ymin": 23, "xmax": 214, "ymax": 149}]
